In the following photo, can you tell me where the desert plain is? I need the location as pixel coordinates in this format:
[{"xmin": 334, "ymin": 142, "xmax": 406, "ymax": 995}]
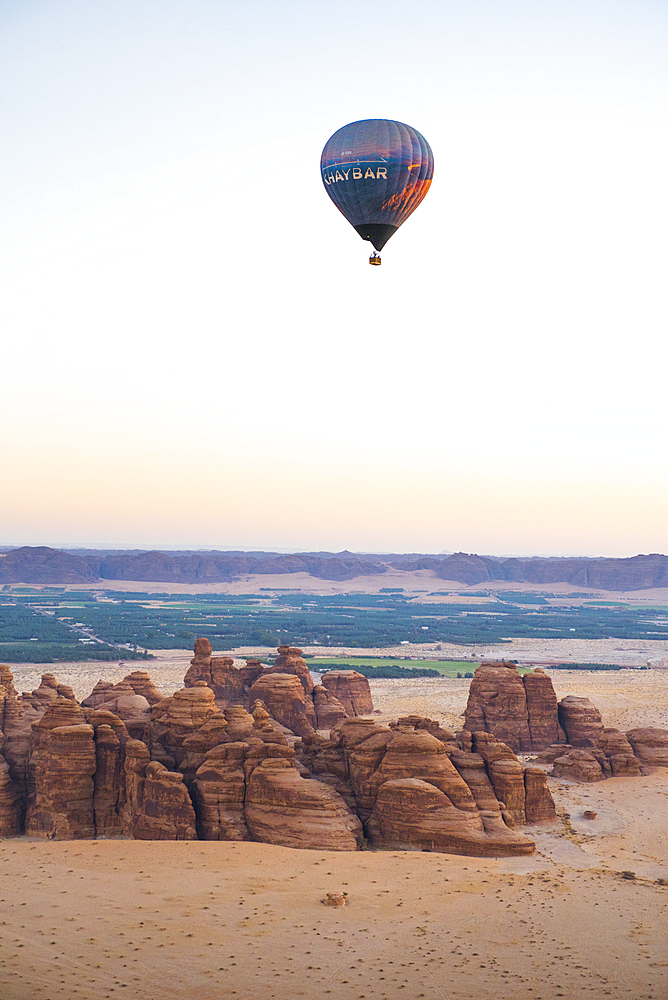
[{"xmin": 2, "ymin": 646, "xmax": 667, "ymax": 1000}]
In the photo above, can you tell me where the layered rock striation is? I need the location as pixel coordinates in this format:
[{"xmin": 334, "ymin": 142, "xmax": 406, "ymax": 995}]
[
  {"xmin": 464, "ymin": 661, "xmax": 566, "ymax": 752},
  {"xmin": 299, "ymin": 717, "xmax": 558, "ymax": 856},
  {"xmin": 182, "ymin": 642, "xmax": 374, "ymax": 734},
  {"xmin": 1, "ymin": 642, "xmax": 664, "ymax": 851},
  {"xmin": 465, "ymin": 660, "xmax": 665, "ymax": 783}
]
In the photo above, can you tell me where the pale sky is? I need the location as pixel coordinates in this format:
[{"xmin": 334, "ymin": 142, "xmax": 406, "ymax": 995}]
[{"xmin": 1, "ymin": 0, "xmax": 667, "ymax": 556}]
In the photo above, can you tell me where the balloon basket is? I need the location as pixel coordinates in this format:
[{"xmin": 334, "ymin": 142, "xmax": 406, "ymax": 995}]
[{"xmin": 369, "ymin": 252, "xmax": 381, "ymax": 266}]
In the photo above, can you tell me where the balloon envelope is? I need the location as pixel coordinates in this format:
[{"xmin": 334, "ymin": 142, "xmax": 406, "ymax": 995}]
[{"xmin": 321, "ymin": 119, "xmax": 434, "ymax": 251}]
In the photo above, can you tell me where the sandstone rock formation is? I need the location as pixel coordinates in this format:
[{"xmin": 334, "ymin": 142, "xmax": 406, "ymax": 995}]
[
  {"xmin": 625, "ymin": 728, "xmax": 668, "ymax": 767},
  {"xmin": 91, "ymin": 722, "xmax": 125, "ymax": 837},
  {"xmin": 557, "ymin": 696, "xmax": 604, "ymax": 748},
  {"xmin": 179, "ymin": 714, "xmax": 231, "ymax": 788},
  {"xmin": 147, "ymin": 683, "xmax": 220, "ymax": 769},
  {"xmin": 245, "ymin": 753, "xmax": 363, "ymax": 851},
  {"xmin": 320, "ymin": 670, "xmax": 373, "ymax": 717},
  {"xmin": 83, "ymin": 681, "xmax": 151, "ymax": 740},
  {"xmin": 598, "ymin": 728, "xmax": 640, "ymax": 777},
  {"xmin": 391, "ymin": 716, "xmax": 457, "ymax": 743},
  {"xmin": 192, "ymin": 742, "xmax": 249, "ymax": 841},
  {"xmin": 464, "ymin": 661, "xmax": 567, "ymax": 752},
  {"xmin": 313, "ymin": 684, "xmax": 347, "ymax": 731},
  {"xmin": 464, "ymin": 661, "xmax": 532, "ymax": 751},
  {"xmin": 523, "ymin": 668, "xmax": 567, "ymax": 748},
  {"xmin": 26, "ymin": 722, "xmax": 97, "ymax": 839},
  {"xmin": 122, "ymin": 671, "xmax": 164, "ymax": 705},
  {"xmin": 3, "ymin": 644, "xmax": 660, "ymax": 854},
  {"xmin": 552, "ymin": 749, "xmax": 606, "ymax": 782},
  {"xmin": 463, "ymin": 662, "xmax": 665, "ymax": 783},
  {"xmin": 222, "ymin": 705, "xmax": 254, "ymax": 741},
  {"xmin": 299, "ymin": 717, "xmax": 547, "ymax": 857},
  {"xmin": 0, "ymin": 668, "xmax": 35, "ymax": 817},
  {"xmin": 122, "ymin": 739, "xmax": 197, "ymax": 840},
  {"xmin": 523, "ymin": 765, "xmax": 558, "ymax": 822},
  {"xmin": 0, "ymin": 664, "xmax": 18, "ymax": 701},
  {"xmin": 183, "ymin": 638, "xmax": 247, "ymax": 705},
  {"xmin": 248, "ymin": 673, "xmax": 316, "ymax": 738},
  {"xmin": 81, "ymin": 680, "xmax": 115, "ymax": 709},
  {"xmin": 470, "ymin": 731, "xmax": 527, "ymax": 826},
  {"xmin": 182, "ymin": 642, "xmax": 373, "ymax": 739},
  {"xmin": 0, "ymin": 755, "xmax": 20, "ymax": 837},
  {"xmin": 31, "ymin": 673, "xmax": 60, "ymax": 709},
  {"xmin": 86, "ymin": 710, "xmax": 131, "ymax": 838},
  {"xmin": 265, "ymin": 646, "xmax": 315, "ymax": 696}
]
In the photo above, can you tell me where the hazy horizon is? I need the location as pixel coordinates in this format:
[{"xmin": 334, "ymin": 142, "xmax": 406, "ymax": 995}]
[{"xmin": 1, "ymin": 541, "xmax": 664, "ymax": 561}]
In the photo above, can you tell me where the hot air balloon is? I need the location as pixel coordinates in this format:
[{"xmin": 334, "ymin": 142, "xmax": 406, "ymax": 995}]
[{"xmin": 321, "ymin": 119, "xmax": 434, "ymax": 265}]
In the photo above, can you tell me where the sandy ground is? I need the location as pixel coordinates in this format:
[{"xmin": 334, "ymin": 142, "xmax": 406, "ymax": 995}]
[
  {"xmin": 3, "ymin": 655, "xmax": 668, "ymax": 999},
  {"xmin": 1, "ymin": 793, "xmax": 667, "ymax": 1000},
  {"xmin": 31, "ymin": 571, "xmax": 668, "ymax": 601}
]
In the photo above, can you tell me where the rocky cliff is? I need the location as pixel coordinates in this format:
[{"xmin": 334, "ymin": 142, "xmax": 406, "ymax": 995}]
[{"xmin": 3, "ymin": 545, "xmax": 668, "ymax": 589}]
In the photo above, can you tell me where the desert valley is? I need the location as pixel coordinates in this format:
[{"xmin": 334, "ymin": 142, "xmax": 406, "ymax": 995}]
[{"xmin": 1, "ymin": 558, "xmax": 667, "ymax": 1000}]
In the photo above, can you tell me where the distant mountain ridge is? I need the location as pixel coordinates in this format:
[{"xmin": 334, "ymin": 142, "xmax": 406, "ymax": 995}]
[{"xmin": 1, "ymin": 546, "xmax": 668, "ymax": 590}]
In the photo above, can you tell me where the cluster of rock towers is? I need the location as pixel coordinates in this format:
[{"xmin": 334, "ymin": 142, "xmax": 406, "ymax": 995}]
[{"xmin": 1, "ymin": 646, "xmax": 665, "ymax": 854}]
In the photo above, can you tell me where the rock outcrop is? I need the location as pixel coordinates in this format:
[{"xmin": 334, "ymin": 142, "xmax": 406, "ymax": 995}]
[
  {"xmin": 471, "ymin": 732, "xmax": 527, "ymax": 826},
  {"xmin": 86, "ymin": 711, "xmax": 131, "ymax": 838},
  {"xmin": 245, "ymin": 752, "xmax": 363, "ymax": 851},
  {"xmin": 464, "ymin": 661, "xmax": 532, "ymax": 751},
  {"xmin": 300, "ymin": 717, "xmax": 544, "ymax": 856},
  {"xmin": 464, "ymin": 662, "xmax": 662, "ymax": 784},
  {"xmin": 0, "ymin": 668, "xmax": 35, "ymax": 820},
  {"xmin": 5, "ymin": 641, "xmax": 661, "ymax": 854},
  {"xmin": 265, "ymin": 646, "xmax": 314, "ymax": 696},
  {"xmin": 81, "ymin": 680, "xmax": 115, "ymax": 709},
  {"xmin": 523, "ymin": 668, "xmax": 567, "ymax": 748},
  {"xmin": 183, "ymin": 638, "xmax": 247, "ymax": 705},
  {"xmin": 557, "ymin": 696, "xmax": 604, "ymax": 748},
  {"xmin": 122, "ymin": 739, "xmax": 197, "ymax": 840},
  {"xmin": 552, "ymin": 749, "xmax": 607, "ymax": 782},
  {"xmin": 84, "ymin": 682, "xmax": 151, "ymax": 740},
  {"xmin": 464, "ymin": 661, "xmax": 571, "ymax": 752},
  {"xmin": 26, "ymin": 722, "xmax": 97, "ymax": 839},
  {"xmin": 147, "ymin": 683, "xmax": 220, "ymax": 768},
  {"xmin": 313, "ymin": 684, "xmax": 347, "ymax": 731},
  {"xmin": 222, "ymin": 705, "xmax": 254, "ymax": 741},
  {"xmin": 523, "ymin": 766, "xmax": 558, "ymax": 822},
  {"xmin": 30, "ymin": 673, "xmax": 60, "ymax": 710},
  {"xmin": 320, "ymin": 670, "xmax": 373, "ymax": 717},
  {"xmin": 598, "ymin": 729, "xmax": 640, "ymax": 777},
  {"xmin": 0, "ymin": 755, "xmax": 20, "ymax": 836},
  {"xmin": 182, "ymin": 643, "xmax": 373, "ymax": 739},
  {"xmin": 91, "ymin": 722, "xmax": 125, "ymax": 837},
  {"xmin": 122, "ymin": 671, "xmax": 164, "ymax": 705},
  {"xmin": 192, "ymin": 742, "xmax": 249, "ymax": 841},
  {"xmin": 625, "ymin": 728, "xmax": 668, "ymax": 767},
  {"xmin": 248, "ymin": 674, "xmax": 316, "ymax": 739}
]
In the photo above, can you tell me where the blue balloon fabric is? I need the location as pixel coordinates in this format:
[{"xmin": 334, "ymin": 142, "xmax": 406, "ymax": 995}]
[{"xmin": 321, "ymin": 119, "xmax": 434, "ymax": 251}]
